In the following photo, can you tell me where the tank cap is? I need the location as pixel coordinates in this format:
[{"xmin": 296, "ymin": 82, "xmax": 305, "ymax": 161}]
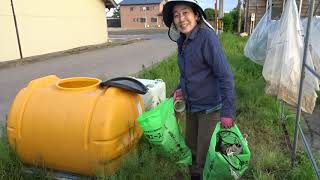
[{"xmin": 100, "ymin": 77, "xmax": 148, "ymax": 95}]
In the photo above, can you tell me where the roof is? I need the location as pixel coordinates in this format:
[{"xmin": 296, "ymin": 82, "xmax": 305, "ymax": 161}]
[
  {"xmin": 119, "ymin": 0, "xmax": 163, "ymax": 5},
  {"xmin": 104, "ymin": 0, "xmax": 117, "ymax": 9}
]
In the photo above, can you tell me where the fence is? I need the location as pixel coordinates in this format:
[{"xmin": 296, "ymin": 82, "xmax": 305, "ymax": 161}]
[{"xmin": 288, "ymin": 0, "xmax": 320, "ymax": 178}]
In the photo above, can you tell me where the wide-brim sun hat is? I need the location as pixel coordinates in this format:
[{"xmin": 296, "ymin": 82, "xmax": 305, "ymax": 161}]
[
  {"xmin": 163, "ymin": 0, "xmax": 206, "ymax": 27},
  {"xmin": 162, "ymin": 0, "xmax": 214, "ymax": 41}
]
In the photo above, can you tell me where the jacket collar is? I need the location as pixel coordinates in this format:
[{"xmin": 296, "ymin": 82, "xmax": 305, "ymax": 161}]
[
  {"xmin": 178, "ymin": 24, "xmax": 200, "ymax": 44},
  {"xmin": 188, "ymin": 24, "xmax": 200, "ymax": 40}
]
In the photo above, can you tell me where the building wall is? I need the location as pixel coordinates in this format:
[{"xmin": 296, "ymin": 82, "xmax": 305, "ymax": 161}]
[
  {"xmin": 245, "ymin": 0, "xmax": 320, "ymax": 33},
  {"xmin": 120, "ymin": 3, "xmax": 165, "ymax": 29},
  {"xmin": 0, "ymin": 0, "xmax": 107, "ymax": 62},
  {"xmin": 244, "ymin": 0, "xmax": 267, "ymax": 33},
  {"xmin": 0, "ymin": 0, "xmax": 21, "ymax": 61}
]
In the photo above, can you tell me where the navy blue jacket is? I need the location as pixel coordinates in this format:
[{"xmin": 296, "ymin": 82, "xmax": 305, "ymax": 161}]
[{"xmin": 176, "ymin": 24, "xmax": 235, "ymax": 118}]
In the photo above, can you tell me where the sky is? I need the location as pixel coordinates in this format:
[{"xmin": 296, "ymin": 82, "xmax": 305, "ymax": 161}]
[
  {"xmin": 199, "ymin": 0, "xmax": 238, "ymax": 12},
  {"xmin": 106, "ymin": 0, "xmax": 238, "ymax": 17}
]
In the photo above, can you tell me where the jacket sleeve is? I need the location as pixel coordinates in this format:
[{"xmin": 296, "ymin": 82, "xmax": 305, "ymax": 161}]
[{"xmin": 202, "ymin": 33, "xmax": 235, "ymax": 118}]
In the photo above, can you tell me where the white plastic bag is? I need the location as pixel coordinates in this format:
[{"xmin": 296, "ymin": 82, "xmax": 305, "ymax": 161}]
[
  {"xmin": 262, "ymin": 0, "xmax": 319, "ymax": 113},
  {"xmin": 134, "ymin": 78, "xmax": 166, "ymax": 110},
  {"xmin": 244, "ymin": 11, "xmax": 279, "ymax": 65}
]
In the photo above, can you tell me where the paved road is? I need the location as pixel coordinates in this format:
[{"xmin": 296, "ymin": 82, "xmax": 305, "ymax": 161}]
[
  {"xmin": 0, "ymin": 33, "xmax": 176, "ymax": 126},
  {"xmin": 109, "ymin": 33, "xmax": 166, "ymax": 41}
]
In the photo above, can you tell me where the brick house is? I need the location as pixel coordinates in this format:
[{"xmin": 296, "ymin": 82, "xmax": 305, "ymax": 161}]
[
  {"xmin": 119, "ymin": 0, "xmax": 166, "ymax": 29},
  {"xmin": 244, "ymin": 0, "xmax": 320, "ymax": 33}
]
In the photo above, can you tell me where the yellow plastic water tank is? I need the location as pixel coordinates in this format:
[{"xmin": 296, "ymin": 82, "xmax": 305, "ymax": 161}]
[{"xmin": 7, "ymin": 75, "xmax": 144, "ymax": 176}]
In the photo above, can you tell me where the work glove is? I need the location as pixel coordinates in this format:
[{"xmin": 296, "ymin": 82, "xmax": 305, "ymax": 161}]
[
  {"xmin": 221, "ymin": 117, "xmax": 233, "ymax": 129},
  {"xmin": 173, "ymin": 88, "xmax": 183, "ymax": 101}
]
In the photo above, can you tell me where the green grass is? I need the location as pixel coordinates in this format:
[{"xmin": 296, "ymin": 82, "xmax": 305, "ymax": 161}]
[
  {"xmin": 0, "ymin": 33, "xmax": 317, "ymax": 179},
  {"xmin": 220, "ymin": 33, "xmax": 316, "ymax": 179}
]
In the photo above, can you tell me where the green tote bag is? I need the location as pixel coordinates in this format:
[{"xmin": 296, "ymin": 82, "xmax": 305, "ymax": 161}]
[
  {"xmin": 137, "ymin": 98, "xmax": 191, "ymax": 165},
  {"xmin": 203, "ymin": 122, "xmax": 251, "ymax": 180}
]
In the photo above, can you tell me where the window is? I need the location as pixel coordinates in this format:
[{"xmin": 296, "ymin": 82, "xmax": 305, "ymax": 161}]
[
  {"xmin": 136, "ymin": 18, "xmax": 139, "ymax": 22},
  {"xmin": 140, "ymin": 6, "xmax": 149, "ymax": 11},
  {"xmin": 140, "ymin": 18, "xmax": 146, "ymax": 23},
  {"xmin": 133, "ymin": 18, "xmax": 135, "ymax": 22},
  {"xmin": 151, "ymin": 17, "xmax": 157, "ymax": 23},
  {"xmin": 130, "ymin": 7, "xmax": 134, "ymax": 11}
]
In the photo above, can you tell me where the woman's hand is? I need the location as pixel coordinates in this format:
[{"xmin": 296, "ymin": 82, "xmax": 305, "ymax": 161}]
[
  {"xmin": 173, "ymin": 89, "xmax": 183, "ymax": 101},
  {"xmin": 221, "ymin": 117, "xmax": 233, "ymax": 128}
]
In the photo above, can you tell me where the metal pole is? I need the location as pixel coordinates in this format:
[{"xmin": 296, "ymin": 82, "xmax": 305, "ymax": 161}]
[
  {"xmin": 305, "ymin": 64, "xmax": 320, "ymax": 80},
  {"xmin": 298, "ymin": 125, "xmax": 320, "ymax": 179},
  {"xmin": 10, "ymin": 0, "xmax": 23, "ymax": 59},
  {"xmin": 280, "ymin": 101, "xmax": 285, "ymax": 123},
  {"xmin": 291, "ymin": 0, "xmax": 315, "ymax": 166}
]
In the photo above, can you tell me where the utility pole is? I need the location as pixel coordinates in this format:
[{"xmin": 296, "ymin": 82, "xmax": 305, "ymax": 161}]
[
  {"xmin": 243, "ymin": 0, "xmax": 248, "ymax": 33},
  {"xmin": 214, "ymin": 0, "xmax": 218, "ymax": 31},
  {"xmin": 143, "ymin": 6, "xmax": 147, "ymax": 28},
  {"xmin": 237, "ymin": 0, "xmax": 242, "ymax": 33},
  {"xmin": 10, "ymin": 0, "xmax": 23, "ymax": 59},
  {"xmin": 218, "ymin": 0, "xmax": 224, "ymax": 33}
]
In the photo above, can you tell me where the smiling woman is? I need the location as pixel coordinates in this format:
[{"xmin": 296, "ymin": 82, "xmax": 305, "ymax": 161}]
[
  {"xmin": 162, "ymin": 0, "xmax": 236, "ymax": 179},
  {"xmin": 172, "ymin": 4, "xmax": 199, "ymax": 37}
]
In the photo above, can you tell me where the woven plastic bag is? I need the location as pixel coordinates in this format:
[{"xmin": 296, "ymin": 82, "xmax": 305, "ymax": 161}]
[
  {"xmin": 203, "ymin": 123, "xmax": 250, "ymax": 180},
  {"xmin": 137, "ymin": 98, "xmax": 191, "ymax": 165}
]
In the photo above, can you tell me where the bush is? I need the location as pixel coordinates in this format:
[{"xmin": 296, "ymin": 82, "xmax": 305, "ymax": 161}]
[
  {"xmin": 204, "ymin": 8, "xmax": 215, "ymax": 21},
  {"xmin": 221, "ymin": 9, "xmax": 245, "ymax": 32},
  {"xmin": 221, "ymin": 13, "xmax": 234, "ymax": 32}
]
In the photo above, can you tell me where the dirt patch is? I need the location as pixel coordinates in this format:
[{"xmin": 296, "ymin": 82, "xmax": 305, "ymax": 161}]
[{"xmin": 303, "ymin": 105, "xmax": 320, "ymax": 151}]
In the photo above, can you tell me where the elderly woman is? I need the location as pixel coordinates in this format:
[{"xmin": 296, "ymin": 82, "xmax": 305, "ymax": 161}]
[{"xmin": 162, "ymin": 0, "xmax": 236, "ymax": 179}]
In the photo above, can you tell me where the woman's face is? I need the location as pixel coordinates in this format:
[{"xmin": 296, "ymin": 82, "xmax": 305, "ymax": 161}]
[{"xmin": 173, "ymin": 4, "xmax": 198, "ymax": 37}]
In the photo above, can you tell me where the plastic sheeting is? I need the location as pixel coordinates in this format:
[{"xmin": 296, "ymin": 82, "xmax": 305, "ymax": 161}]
[
  {"xmin": 244, "ymin": 11, "xmax": 279, "ymax": 65},
  {"xmin": 262, "ymin": 0, "xmax": 319, "ymax": 113},
  {"xmin": 302, "ymin": 16, "xmax": 320, "ymax": 75}
]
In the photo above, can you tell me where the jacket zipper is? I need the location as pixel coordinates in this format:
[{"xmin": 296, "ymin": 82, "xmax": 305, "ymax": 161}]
[{"xmin": 181, "ymin": 42, "xmax": 191, "ymax": 112}]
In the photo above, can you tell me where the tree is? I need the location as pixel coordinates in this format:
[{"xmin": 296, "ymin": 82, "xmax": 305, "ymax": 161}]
[
  {"xmin": 221, "ymin": 12, "xmax": 234, "ymax": 32},
  {"xmin": 221, "ymin": 9, "xmax": 244, "ymax": 33},
  {"xmin": 112, "ymin": 6, "xmax": 120, "ymax": 18},
  {"xmin": 204, "ymin": 8, "xmax": 215, "ymax": 21}
]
